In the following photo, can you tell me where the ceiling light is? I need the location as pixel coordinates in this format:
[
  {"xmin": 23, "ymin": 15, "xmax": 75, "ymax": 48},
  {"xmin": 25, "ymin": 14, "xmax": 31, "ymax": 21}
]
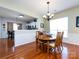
[
  {"xmin": 19, "ymin": 15, "xmax": 24, "ymax": 18},
  {"xmin": 43, "ymin": 1, "xmax": 54, "ymax": 21}
]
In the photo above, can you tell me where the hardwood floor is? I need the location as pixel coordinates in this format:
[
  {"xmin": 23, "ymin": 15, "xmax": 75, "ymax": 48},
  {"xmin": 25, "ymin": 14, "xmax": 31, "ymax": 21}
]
[{"xmin": 0, "ymin": 39, "xmax": 79, "ymax": 59}]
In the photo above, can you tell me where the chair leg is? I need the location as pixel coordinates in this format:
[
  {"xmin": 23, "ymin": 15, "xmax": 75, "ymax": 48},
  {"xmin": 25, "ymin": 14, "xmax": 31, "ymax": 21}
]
[
  {"xmin": 57, "ymin": 46, "xmax": 63, "ymax": 54},
  {"xmin": 40, "ymin": 43, "xmax": 44, "ymax": 51},
  {"xmin": 36, "ymin": 42, "xmax": 38, "ymax": 51},
  {"xmin": 54, "ymin": 48, "xmax": 57, "ymax": 59},
  {"xmin": 36, "ymin": 42, "xmax": 40, "ymax": 51},
  {"xmin": 43, "ymin": 44, "xmax": 47, "ymax": 52},
  {"xmin": 61, "ymin": 44, "xmax": 63, "ymax": 51}
]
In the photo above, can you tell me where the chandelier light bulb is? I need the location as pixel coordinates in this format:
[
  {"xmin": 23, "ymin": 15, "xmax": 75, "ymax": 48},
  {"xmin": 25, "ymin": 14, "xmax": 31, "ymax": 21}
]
[
  {"xmin": 19, "ymin": 15, "xmax": 24, "ymax": 18},
  {"xmin": 51, "ymin": 13, "xmax": 54, "ymax": 17},
  {"xmin": 43, "ymin": 1, "xmax": 54, "ymax": 21},
  {"xmin": 47, "ymin": 13, "xmax": 51, "ymax": 16},
  {"xmin": 43, "ymin": 15, "xmax": 47, "ymax": 19}
]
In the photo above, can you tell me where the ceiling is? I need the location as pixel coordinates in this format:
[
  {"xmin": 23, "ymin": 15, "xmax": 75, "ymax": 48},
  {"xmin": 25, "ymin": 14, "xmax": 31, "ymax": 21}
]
[
  {"xmin": 0, "ymin": 7, "xmax": 36, "ymax": 21},
  {"xmin": 0, "ymin": 0, "xmax": 79, "ymax": 18}
]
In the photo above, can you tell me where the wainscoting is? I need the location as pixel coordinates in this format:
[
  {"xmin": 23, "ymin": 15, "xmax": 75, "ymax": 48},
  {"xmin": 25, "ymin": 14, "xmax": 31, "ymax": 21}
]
[{"xmin": 63, "ymin": 33, "xmax": 79, "ymax": 45}]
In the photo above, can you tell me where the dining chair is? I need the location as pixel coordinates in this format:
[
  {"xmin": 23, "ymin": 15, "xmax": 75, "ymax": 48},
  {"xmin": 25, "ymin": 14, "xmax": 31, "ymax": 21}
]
[
  {"xmin": 56, "ymin": 31, "xmax": 64, "ymax": 53},
  {"xmin": 49, "ymin": 31, "xmax": 64, "ymax": 54},
  {"xmin": 39, "ymin": 34, "xmax": 52, "ymax": 52},
  {"xmin": 36, "ymin": 31, "xmax": 44, "ymax": 51},
  {"xmin": 60, "ymin": 32, "xmax": 64, "ymax": 50}
]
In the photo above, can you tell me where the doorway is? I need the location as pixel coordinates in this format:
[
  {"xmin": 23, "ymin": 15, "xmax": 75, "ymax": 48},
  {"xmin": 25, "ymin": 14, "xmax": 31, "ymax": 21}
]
[
  {"xmin": 7, "ymin": 22, "xmax": 14, "ymax": 39},
  {"xmin": 0, "ymin": 20, "xmax": 14, "ymax": 58}
]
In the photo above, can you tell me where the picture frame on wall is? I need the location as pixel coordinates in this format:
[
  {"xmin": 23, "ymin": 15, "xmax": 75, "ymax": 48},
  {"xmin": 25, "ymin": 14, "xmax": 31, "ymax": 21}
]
[
  {"xmin": 76, "ymin": 16, "xmax": 79, "ymax": 27},
  {"xmin": 40, "ymin": 23, "xmax": 44, "ymax": 28},
  {"xmin": 3, "ymin": 24, "xmax": 5, "ymax": 28}
]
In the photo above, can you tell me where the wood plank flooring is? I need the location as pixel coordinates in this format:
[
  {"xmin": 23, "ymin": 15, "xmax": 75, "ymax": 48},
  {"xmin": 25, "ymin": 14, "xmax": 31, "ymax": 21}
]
[{"xmin": 0, "ymin": 39, "xmax": 79, "ymax": 59}]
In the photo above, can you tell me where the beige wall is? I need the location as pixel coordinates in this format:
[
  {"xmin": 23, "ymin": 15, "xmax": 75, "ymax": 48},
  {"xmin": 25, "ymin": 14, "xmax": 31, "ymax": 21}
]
[
  {"xmin": 53, "ymin": 6, "xmax": 79, "ymax": 33},
  {"xmin": 43, "ymin": 20, "xmax": 50, "ymax": 32},
  {"xmin": 44, "ymin": 6, "xmax": 79, "ymax": 33},
  {"xmin": 49, "ymin": 6, "xmax": 79, "ymax": 45}
]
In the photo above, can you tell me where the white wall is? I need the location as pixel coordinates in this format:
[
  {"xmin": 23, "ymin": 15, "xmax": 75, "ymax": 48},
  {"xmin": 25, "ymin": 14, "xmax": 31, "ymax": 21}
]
[
  {"xmin": 0, "ymin": 17, "xmax": 45, "ymax": 47},
  {"xmin": 0, "ymin": 1, "xmax": 45, "ymax": 46},
  {"xmin": 64, "ymin": 33, "xmax": 79, "ymax": 45},
  {"xmin": 14, "ymin": 18, "xmax": 45, "ymax": 47},
  {"xmin": 0, "ymin": 20, "xmax": 2, "ymax": 38},
  {"xmin": 0, "ymin": 17, "xmax": 26, "ymax": 38},
  {"xmin": 0, "ymin": 18, "xmax": 7, "ymax": 38},
  {"xmin": 14, "ymin": 17, "xmax": 45, "ymax": 47},
  {"xmin": 15, "ymin": 30, "xmax": 36, "ymax": 47},
  {"xmin": 0, "ymin": 1, "xmax": 39, "ymax": 18},
  {"xmin": 0, "ymin": 1, "xmax": 45, "ymax": 32}
]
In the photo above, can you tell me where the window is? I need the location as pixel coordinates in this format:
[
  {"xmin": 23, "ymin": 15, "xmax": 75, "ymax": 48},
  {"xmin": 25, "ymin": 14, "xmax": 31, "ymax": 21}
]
[
  {"xmin": 50, "ymin": 17, "xmax": 68, "ymax": 38},
  {"xmin": 13, "ymin": 23, "xmax": 18, "ymax": 30}
]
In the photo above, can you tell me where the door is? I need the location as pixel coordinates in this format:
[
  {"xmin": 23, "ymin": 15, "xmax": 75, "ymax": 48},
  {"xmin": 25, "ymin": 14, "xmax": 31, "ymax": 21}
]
[{"xmin": 7, "ymin": 22, "xmax": 13, "ymax": 31}]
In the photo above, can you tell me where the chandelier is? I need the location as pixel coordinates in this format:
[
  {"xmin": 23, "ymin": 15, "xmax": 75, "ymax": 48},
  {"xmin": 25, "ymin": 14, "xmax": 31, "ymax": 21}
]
[{"xmin": 43, "ymin": 1, "xmax": 54, "ymax": 21}]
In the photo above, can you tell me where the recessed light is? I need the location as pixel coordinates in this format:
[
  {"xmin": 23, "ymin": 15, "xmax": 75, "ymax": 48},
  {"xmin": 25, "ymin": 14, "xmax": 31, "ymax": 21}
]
[{"xmin": 19, "ymin": 15, "xmax": 24, "ymax": 18}]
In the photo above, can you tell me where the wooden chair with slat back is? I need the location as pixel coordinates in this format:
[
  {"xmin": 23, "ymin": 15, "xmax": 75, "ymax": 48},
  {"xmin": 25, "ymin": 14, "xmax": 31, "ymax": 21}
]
[
  {"xmin": 49, "ymin": 32, "xmax": 64, "ymax": 53},
  {"xmin": 40, "ymin": 34, "xmax": 51, "ymax": 52},
  {"xmin": 36, "ymin": 31, "xmax": 40, "ymax": 50},
  {"xmin": 36, "ymin": 31, "xmax": 39, "ymax": 43},
  {"xmin": 60, "ymin": 31, "xmax": 64, "ymax": 50},
  {"xmin": 36, "ymin": 31, "xmax": 51, "ymax": 51},
  {"xmin": 36, "ymin": 31, "xmax": 44, "ymax": 51}
]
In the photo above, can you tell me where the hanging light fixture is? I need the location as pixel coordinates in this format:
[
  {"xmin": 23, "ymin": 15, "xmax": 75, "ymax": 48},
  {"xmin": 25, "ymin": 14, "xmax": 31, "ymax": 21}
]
[{"xmin": 43, "ymin": 1, "xmax": 54, "ymax": 21}]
